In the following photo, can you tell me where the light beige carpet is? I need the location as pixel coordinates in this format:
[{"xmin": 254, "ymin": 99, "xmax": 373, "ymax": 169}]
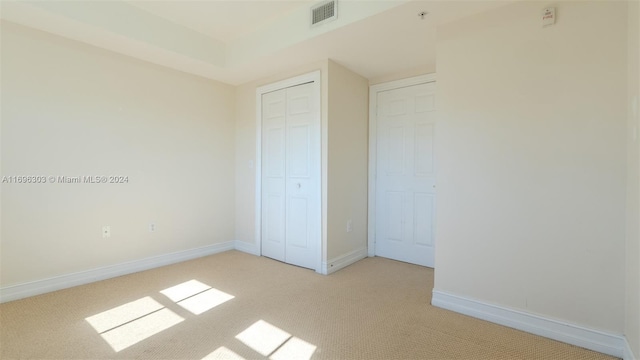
[{"xmin": 0, "ymin": 251, "xmax": 616, "ymax": 360}]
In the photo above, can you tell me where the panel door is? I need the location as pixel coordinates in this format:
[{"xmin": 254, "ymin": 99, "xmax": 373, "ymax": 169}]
[
  {"xmin": 375, "ymin": 82, "xmax": 436, "ymax": 267},
  {"xmin": 284, "ymin": 83, "xmax": 320, "ymax": 269},
  {"xmin": 261, "ymin": 89, "xmax": 287, "ymax": 262},
  {"xmin": 261, "ymin": 82, "xmax": 319, "ymax": 270}
]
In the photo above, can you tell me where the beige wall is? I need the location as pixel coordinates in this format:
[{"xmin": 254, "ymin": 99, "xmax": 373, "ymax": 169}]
[
  {"xmin": 368, "ymin": 64, "xmax": 436, "ymax": 86},
  {"xmin": 626, "ymin": 0, "xmax": 640, "ymax": 356},
  {"xmin": 0, "ymin": 22, "xmax": 236, "ymax": 286},
  {"xmin": 234, "ymin": 61, "xmax": 329, "ymax": 259},
  {"xmin": 434, "ymin": 1, "xmax": 627, "ymax": 333},
  {"xmin": 326, "ymin": 60, "xmax": 369, "ymax": 261}
]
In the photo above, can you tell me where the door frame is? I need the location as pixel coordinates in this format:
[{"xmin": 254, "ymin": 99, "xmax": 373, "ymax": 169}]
[
  {"xmin": 255, "ymin": 70, "xmax": 322, "ymax": 273},
  {"xmin": 367, "ymin": 73, "xmax": 437, "ymax": 258}
]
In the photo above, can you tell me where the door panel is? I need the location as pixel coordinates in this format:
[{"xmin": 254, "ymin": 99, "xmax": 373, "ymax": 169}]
[
  {"xmin": 287, "ymin": 125, "xmax": 310, "ymax": 177},
  {"xmin": 415, "ymin": 93, "xmax": 435, "ymax": 113},
  {"xmin": 387, "ymin": 126, "xmax": 405, "ymax": 174},
  {"xmin": 386, "ymin": 191, "xmax": 404, "ymax": 241},
  {"xmin": 261, "ymin": 82, "xmax": 319, "ymax": 270},
  {"xmin": 287, "ymin": 197, "xmax": 308, "ymax": 248},
  {"xmin": 284, "ymin": 83, "xmax": 319, "ymax": 269},
  {"xmin": 413, "ymin": 193, "xmax": 434, "ymax": 246},
  {"xmin": 387, "ymin": 99, "xmax": 407, "ymax": 116},
  {"xmin": 262, "ymin": 90, "xmax": 287, "ymax": 262},
  {"xmin": 375, "ymin": 82, "xmax": 436, "ymax": 267},
  {"xmin": 265, "ymin": 128, "xmax": 285, "ymax": 177},
  {"xmin": 414, "ymin": 123, "xmax": 434, "ymax": 176},
  {"xmin": 288, "ymin": 95, "xmax": 311, "ymax": 115},
  {"xmin": 266, "ymin": 194, "xmax": 284, "ymax": 242}
]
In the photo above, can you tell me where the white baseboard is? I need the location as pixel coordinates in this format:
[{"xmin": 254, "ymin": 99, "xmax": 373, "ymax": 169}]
[
  {"xmin": 431, "ymin": 290, "xmax": 625, "ymax": 358},
  {"xmin": 624, "ymin": 337, "xmax": 638, "ymax": 360},
  {"xmin": 321, "ymin": 247, "xmax": 367, "ymax": 275},
  {"xmin": 234, "ymin": 240, "xmax": 260, "ymax": 256},
  {"xmin": 0, "ymin": 241, "xmax": 235, "ymax": 303}
]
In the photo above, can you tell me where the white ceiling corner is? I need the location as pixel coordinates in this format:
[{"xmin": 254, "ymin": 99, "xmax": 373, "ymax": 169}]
[
  {"xmin": 126, "ymin": 0, "xmax": 314, "ymax": 44},
  {"xmin": 0, "ymin": 0, "xmax": 511, "ymax": 85}
]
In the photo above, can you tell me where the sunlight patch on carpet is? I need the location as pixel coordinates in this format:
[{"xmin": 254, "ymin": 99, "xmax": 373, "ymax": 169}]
[
  {"xmin": 177, "ymin": 288, "xmax": 234, "ymax": 315},
  {"xmin": 201, "ymin": 346, "xmax": 246, "ymax": 360},
  {"xmin": 270, "ymin": 336, "xmax": 317, "ymax": 360},
  {"xmin": 85, "ymin": 296, "xmax": 163, "ymax": 333},
  {"xmin": 85, "ymin": 296, "xmax": 184, "ymax": 352},
  {"xmin": 100, "ymin": 308, "xmax": 184, "ymax": 352},
  {"xmin": 161, "ymin": 279, "xmax": 235, "ymax": 315},
  {"xmin": 235, "ymin": 320, "xmax": 291, "ymax": 356},
  {"xmin": 160, "ymin": 280, "xmax": 212, "ymax": 302},
  {"xmin": 235, "ymin": 320, "xmax": 317, "ymax": 359}
]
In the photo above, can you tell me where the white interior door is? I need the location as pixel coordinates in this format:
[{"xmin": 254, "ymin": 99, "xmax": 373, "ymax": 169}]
[
  {"xmin": 261, "ymin": 82, "xmax": 320, "ymax": 270},
  {"xmin": 262, "ymin": 88, "xmax": 287, "ymax": 262},
  {"xmin": 283, "ymin": 83, "xmax": 320, "ymax": 269},
  {"xmin": 375, "ymin": 82, "xmax": 436, "ymax": 267}
]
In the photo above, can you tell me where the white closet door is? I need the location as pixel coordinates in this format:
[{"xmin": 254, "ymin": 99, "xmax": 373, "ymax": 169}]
[
  {"xmin": 284, "ymin": 83, "xmax": 320, "ymax": 269},
  {"xmin": 261, "ymin": 82, "xmax": 319, "ymax": 270},
  {"xmin": 375, "ymin": 82, "xmax": 436, "ymax": 267},
  {"xmin": 262, "ymin": 89, "xmax": 287, "ymax": 262}
]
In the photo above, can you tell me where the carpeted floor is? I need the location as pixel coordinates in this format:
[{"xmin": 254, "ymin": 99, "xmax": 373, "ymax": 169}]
[{"xmin": 0, "ymin": 251, "xmax": 617, "ymax": 360}]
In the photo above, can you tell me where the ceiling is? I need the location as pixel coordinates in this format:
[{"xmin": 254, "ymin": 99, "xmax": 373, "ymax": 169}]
[
  {"xmin": 128, "ymin": 1, "xmax": 313, "ymax": 44},
  {"xmin": 0, "ymin": 0, "xmax": 510, "ymax": 85}
]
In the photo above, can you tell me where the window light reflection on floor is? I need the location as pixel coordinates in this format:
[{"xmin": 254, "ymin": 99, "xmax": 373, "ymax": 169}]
[
  {"xmin": 201, "ymin": 346, "xmax": 246, "ymax": 360},
  {"xmin": 84, "ymin": 296, "xmax": 184, "ymax": 352},
  {"xmin": 161, "ymin": 280, "xmax": 235, "ymax": 315},
  {"xmin": 177, "ymin": 288, "xmax": 235, "ymax": 315},
  {"xmin": 85, "ymin": 280, "xmax": 237, "ymax": 353},
  {"xmin": 100, "ymin": 308, "xmax": 184, "ymax": 352},
  {"xmin": 269, "ymin": 336, "xmax": 317, "ymax": 360},
  {"xmin": 85, "ymin": 296, "xmax": 163, "ymax": 334},
  {"xmin": 235, "ymin": 320, "xmax": 317, "ymax": 360},
  {"xmin": 160, "ymin": 279, "xmax": 212, "ymax": 302},
  {"xmin": 235, "ymin": 320, "xmax": 292, "ymax": 356}
]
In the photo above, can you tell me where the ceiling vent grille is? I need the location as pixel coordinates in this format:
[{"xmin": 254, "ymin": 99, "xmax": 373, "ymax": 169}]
[{"xmin": 311, "ymin": 0, "xmax": 337, "ymax": 26}]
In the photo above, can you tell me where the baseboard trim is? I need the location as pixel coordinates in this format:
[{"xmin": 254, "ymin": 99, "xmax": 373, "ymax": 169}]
[
  {"xmin": 431, "ymin": 290, "xmax": 625, "ymax": 358},
  {"xmin": 0, "ymin": 241, "xmax": 235, "ymax": 303},
  {"xmin": 234, "ymin": 240, "xmax": 260, "ymax": 256},
  {"xmin": 321, "ymin": 247, "xmax": 367, "ymax": 275},
  {"xmin": 624, "ymin": 337, "xmax": 638, "ymax": 360}
]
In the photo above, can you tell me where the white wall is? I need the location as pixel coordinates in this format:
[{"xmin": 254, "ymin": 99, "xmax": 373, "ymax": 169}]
[
  {"xmin": 0, "ymin": 21, "xmax": 236, "ymax": 286},
  {"xmin": 326, "ymin": 60, "xmax": 369, "ymax": 261},
  {"xmin": 434, "ymin": 1, "xmax": 627, "ymax": 333},
  {"xmin": 626, "ymin": 0, "xmax": 640, "ymax": 356}
]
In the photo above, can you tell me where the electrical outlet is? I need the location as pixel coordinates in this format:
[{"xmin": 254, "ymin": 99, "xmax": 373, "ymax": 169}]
[
  {"xmin": 149, "ymin": 223, "xmax": 156, "ymax": 232},
  {"xmin": 102, "ymin": 226, "xmax": 111, "ymax": 238},
  {"xmin": 347, "ymin": 220, "xmax": 353, "ymax": 233}
]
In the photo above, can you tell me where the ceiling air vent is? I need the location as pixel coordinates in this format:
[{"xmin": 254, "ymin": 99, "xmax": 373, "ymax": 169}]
[{"xmin": 311, "ymin": 0, "xmax": 337, "ymax": 27}]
